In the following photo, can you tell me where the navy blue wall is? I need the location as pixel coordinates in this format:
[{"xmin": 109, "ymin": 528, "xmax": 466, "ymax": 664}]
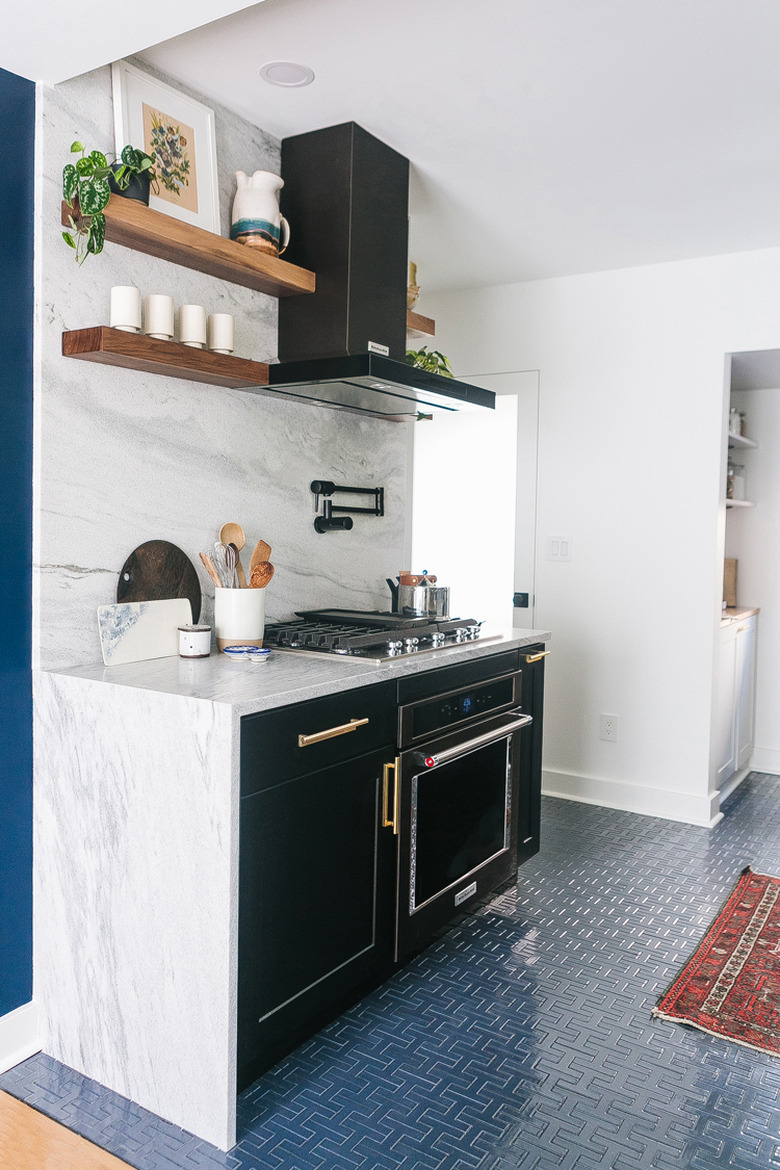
[{"xmin": 0, "ymin": 67, "xmax": 35, "ymax": 1017}]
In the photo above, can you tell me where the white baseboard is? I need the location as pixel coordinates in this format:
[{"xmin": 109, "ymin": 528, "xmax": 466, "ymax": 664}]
[
  {"xmin": 542, "ymin": 769, "xmax": 722, "ymax": 828},
  {"xmin": 718, "ymin": 767, "xmax": 751, "ymax": 804},
  {"xmin": 748, "ymin": 747, "xmax": 780, "ymax": 776},
  {"xmin": 0, "ymin": 1001, "xmax": 41, "ymax": 1074}
]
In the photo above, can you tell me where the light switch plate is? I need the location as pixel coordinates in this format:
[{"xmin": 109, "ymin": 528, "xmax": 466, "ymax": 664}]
[{"xmin": 547, "ymin": 536, "xmax": 573, "ymax": 561}]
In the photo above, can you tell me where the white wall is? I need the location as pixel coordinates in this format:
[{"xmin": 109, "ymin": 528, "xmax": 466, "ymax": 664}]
[
  {"xmin": 726, "ymin": 386, "xmax": 780, "ymax": 773},
  {"xmin": 423, "ymin": 248, "xmax": 780, "ymax": 825},
  {"xmin": 36, "ymin": 63, "xmax": 410, "ymax": 670}
]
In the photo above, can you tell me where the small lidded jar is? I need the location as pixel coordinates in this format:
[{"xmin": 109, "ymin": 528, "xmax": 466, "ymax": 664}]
[{"xmin": 179, "ymin": 623, "xmax": 211, "ymax": 658}]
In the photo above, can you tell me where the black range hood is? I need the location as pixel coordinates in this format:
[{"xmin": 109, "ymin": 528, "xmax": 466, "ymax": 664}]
[
  {"xmin": 273, "ymin": 122, "xmax": 495, "ymax": 421},
  {"xmin": 267, "ymin": 353, "xmax": 495, "ymax": 419}
]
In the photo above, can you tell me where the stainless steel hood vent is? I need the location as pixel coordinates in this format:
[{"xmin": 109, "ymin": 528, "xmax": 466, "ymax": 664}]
[
  {"xmin": 275, "ymin": 122, "xmax": 495, "ymax": 421},
  {"xmin": 267, "ymin": 353, "xmax": 495, "ymax": 419}
]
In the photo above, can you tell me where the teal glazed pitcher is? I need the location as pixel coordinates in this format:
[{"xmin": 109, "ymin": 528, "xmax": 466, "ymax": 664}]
[{"xmin": 230, "ymin": 170, "xmax": 290, "ymax": 256}]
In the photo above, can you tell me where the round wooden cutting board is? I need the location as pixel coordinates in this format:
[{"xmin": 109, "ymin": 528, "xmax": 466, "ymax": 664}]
[{"xmin": 116, "ymin": 540, "xmax": 202, "ymax": 623}]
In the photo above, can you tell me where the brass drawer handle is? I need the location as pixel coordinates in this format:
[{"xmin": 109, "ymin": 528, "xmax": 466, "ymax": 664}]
[
  {"xmin": 382, "ymin": 757, "xmax": 400, "ymax": 834},
  {"xmin": 298, "ymin": 716, "xmax": 369, "ymax": 747},
  {"xmin": 524, "ymin": 650, "xmax": 550, "ymax": 663}
]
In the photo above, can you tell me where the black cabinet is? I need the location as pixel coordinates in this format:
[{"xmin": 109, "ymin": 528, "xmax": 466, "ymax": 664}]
[
  {"xmin": 517, "ymin": 647, "xmax": 546, "ymax": 864},
  {"xmin": 236, "ymin": 649, "xmax": 547, "ymax": 1092},
  {"xmin": 238, "ymin": 682, "xmax": 396, "ymax": 1090}
]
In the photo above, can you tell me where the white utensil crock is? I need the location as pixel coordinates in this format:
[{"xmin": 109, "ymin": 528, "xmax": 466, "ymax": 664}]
[{"xmin": 214, "ymin": 588, "xmax": 265, "ymax": 651}]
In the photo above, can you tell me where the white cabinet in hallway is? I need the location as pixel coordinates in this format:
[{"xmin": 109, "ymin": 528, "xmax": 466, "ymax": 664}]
[{"xmin": 715, "ymin": 612, "xmax": 757, "ymax": 793}]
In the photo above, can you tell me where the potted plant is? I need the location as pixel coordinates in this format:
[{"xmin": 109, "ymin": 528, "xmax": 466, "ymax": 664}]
[
  {"xmin": 405, "ymin": 346, "xmax": 454, "ymax": 378},
  {"xmin": 62, "ymin": 141, "xmax": 157, "ymax": 265}
]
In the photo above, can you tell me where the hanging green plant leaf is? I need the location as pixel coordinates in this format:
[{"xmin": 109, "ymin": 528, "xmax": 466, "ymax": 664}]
[
  {"xmin": 86, "ymin": 212, "xmax": 106, "ymax": 255},
  {"xmin": 78, "ymin": 177, "xmax": 110, "ymax": 216},
  {"xmin": 62, "ymin": 164, "xmax": 78, "ymax": 203}
]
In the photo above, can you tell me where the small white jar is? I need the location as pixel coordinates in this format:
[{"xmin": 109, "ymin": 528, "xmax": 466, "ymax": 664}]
[{"xmin": 178, "ymin": 623, "xmax": 211, "ymax": 658}]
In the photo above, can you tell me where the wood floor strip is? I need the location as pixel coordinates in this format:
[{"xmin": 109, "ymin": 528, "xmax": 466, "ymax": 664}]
[{"xmin": 0, "ymin": 1090, "xmax": 134, "ymax": 1169}]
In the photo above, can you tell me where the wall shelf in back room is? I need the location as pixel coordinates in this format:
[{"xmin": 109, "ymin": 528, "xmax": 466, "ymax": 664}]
[{"xmin": 60, "ymin": 196, "xmax": 316, "ymax": 298}]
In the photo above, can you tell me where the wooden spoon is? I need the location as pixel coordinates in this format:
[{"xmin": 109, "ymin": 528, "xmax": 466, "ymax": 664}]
[
  {"xmin": 219, "ymin": 522, "xmax": 245, "ymax": 550},
  {"xmin": 249, "ymin": 560, "xmax": 274, "ymax": 588},
  {"xmin": 250, "ymin": 539, "xmax": 272, "ymax": 571}
]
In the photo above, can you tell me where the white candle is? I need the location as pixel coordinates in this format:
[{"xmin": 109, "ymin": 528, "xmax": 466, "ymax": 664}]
[
  {"xmin": 207, "ymin": 313, "xmax": 234, "ymax": 354},
  {"xmin": 144, "ymin": 294, "xmax": 174, "ymax": 340},
  {"xmin": 179, "ymin": 304, "xmax": 207, "ymax": 348},
  {"xmin": 109, "ymin": 286, "xmax": 142, "ymax": 333}
]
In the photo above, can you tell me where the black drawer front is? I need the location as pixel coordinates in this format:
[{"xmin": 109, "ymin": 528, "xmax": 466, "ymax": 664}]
[
  {"xmin": 397, "ymin": 649, "xmax": 521, "ymax": 705},
  {"xmin": 241, "ymin": 681, "xmax": 397, "ymax": 796}
]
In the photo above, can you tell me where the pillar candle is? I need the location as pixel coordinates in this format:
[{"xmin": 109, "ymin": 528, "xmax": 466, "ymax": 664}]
[
  {"xmin": 144, "ymin": 294, "xmax": 174, "ymax": 340},
  {"xmin": 179, "ymin": 304, "xmax": 207, "ymax": 348},
  {"xmin": 207, "ymin": 313, "xmax": 234, "ymax": 354},
  {"xmin": 109, "ymin": 286, "xmax": 142, "ymax": 333}
]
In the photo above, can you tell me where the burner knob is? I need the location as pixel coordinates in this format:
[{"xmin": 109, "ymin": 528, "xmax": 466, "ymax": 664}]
[
  {"xmin": 386, "ymin": 640, "xmax": 403, "ymax": 655},
  {"xmin": 468, "ymin": 625, "xmax": 480, "ymax": 638},
  {"xmin": 431, "ymin": 633, "xmax": 446, "ymax": 646},
  {"xmin": 454, "ymin": 627, "xmax": 467, "ymax": 640},
  {"xmin": 404, "ymin": 637, "xmax": 419, "ymax": 649}
]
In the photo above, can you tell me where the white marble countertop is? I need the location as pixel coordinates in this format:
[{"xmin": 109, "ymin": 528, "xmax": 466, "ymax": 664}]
[{"xmin": 46, "ymin": 626, "xmax": 551, "ymax": 716}]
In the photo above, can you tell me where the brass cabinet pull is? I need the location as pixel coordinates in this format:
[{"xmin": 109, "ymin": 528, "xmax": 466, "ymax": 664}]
[
  {"xmin": 737, "ymin": 625, "xmax": 748, "ymax": 633},
  {"xmin": 524, "ymin": 650, "xmax": 550, "ymax": 663},
  {"xmin": 298, "ymin": 716, "xmax": 369, "ymax": 747},
  {"xmin": 382, "ymin": 758, "xmax": 400, "ymax": 834}
]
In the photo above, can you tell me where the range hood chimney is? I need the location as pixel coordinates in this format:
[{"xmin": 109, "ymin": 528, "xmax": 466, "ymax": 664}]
[{"xmin": 270, "ymin": 122, "xmax": 494, "ymax": 420}]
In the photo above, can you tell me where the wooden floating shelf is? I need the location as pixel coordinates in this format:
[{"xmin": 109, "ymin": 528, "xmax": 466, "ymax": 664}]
[
  {"xmin": 62, "ymin": 327, "xmax": 270, "ymax": 389},
  {"xmin": 406, "ymin": 309, "xmax": 436, "ymax": 339},
  {"xmin": 61, "ymin": 197, "xmax": 315, "ymax": 299},
  {"xmin": 725, "ymin": 499, "xmax": 755, "ymax": 509}
]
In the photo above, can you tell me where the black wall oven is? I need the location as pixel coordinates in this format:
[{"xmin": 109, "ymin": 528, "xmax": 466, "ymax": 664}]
[{"xmin": 388, "ymin": 653, "xmax": 533, "ymax": 960}]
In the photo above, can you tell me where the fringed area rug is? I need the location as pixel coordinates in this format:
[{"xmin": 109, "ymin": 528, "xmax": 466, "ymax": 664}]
[{"xmin": 654, "ymin": 866, "xmax": 780, "ymax": 1056}]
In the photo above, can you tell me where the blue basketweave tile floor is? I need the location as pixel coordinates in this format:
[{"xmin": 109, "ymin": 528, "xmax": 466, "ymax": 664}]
[{"xmin": 5, "ymin": 775, "xmax": 780, "ymax": 1169}]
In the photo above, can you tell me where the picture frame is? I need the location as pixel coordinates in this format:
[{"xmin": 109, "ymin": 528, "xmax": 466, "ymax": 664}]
[{"xmin": 111, "ymin": 60, "xmax": 220, "ymax": 235}]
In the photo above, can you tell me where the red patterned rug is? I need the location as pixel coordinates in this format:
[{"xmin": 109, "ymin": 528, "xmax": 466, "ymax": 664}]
[{"xmin": 654, "ymin": 867, "xmax": 780, "ymax": 1056}]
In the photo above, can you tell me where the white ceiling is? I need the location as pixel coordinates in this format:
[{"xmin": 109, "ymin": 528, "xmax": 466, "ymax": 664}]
[{"xmin": 10, "ymin": 0, "xmax": 780, "ymax": 292}]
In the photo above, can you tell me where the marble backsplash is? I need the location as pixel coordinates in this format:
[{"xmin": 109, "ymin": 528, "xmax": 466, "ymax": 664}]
[{"xmin": 36, "ymin": 63, "xmax": 411, "ymax": 671}]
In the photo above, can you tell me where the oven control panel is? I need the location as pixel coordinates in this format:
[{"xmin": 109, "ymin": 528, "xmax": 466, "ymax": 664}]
[{"xmin": 403, "ymin": 672, "xmax": 520, "ymax": 743}]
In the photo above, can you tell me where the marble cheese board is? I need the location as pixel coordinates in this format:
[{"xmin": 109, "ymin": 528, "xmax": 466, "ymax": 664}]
[{"xmin": 97, "ymin": 598, "xmax": 193, "ymax": 665}]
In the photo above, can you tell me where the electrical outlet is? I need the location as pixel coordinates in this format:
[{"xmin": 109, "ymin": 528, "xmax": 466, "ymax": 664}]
[{"xmin": 600, "ymin": 714, "xmax": 619, "ymax": 742}]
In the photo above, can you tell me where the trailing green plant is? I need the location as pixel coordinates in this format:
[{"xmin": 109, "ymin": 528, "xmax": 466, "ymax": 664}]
[
  {"xmin": 62, "ymin": 141, "xmax": 156, "ymax": 265},
  {"xmin": 405, "ymin": 346, "xmax": 454, "ymax": 378}
]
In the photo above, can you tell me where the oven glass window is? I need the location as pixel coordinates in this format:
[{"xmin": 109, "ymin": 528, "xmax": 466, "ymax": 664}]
[{"xmin": 411, "ymin": 738, "xmax": 510, "ymax": 910}]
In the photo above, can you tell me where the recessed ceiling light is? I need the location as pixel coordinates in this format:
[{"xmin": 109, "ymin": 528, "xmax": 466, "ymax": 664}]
[{"xmin": 259, "ymin": 61, "xmax": 315, "ymax": 88}]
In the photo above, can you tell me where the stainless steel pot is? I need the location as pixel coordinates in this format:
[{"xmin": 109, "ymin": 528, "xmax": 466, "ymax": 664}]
[{"xmin": 397, "ymin": 583, "xmax": 450, "ymax": 619}]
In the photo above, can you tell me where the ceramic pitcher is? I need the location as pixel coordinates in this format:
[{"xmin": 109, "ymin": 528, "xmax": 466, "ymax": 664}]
[{"xmin": 230, "ymin": 170, "xmax": 290, "ymax": 256}]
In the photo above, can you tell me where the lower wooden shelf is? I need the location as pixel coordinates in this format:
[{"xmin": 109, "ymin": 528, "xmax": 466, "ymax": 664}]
[{"xmin": 62, "ymin": 327, "xmax": 270, "ymax": 389}]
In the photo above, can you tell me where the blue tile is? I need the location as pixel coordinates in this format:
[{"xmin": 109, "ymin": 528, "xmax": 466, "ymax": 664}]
[{"xmin": 5, "ymin": 774, "xmax": 780, "ymax": 1169}]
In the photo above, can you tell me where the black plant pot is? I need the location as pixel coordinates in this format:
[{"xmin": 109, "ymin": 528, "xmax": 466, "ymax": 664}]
[{"xmin": 109, "ymin": 163, "xmax": 151, "ymax": 205}]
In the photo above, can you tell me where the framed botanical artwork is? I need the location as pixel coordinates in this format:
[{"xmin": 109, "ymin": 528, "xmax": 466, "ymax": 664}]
[{"xmin": 111, "ymin": 60, "xmax": 220, "ymax": 234}]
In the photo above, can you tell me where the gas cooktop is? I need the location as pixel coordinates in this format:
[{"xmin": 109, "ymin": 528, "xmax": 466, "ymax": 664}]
[{"xmin": 262, "ymin": 610, "xmax": 499, "ymax": 663}]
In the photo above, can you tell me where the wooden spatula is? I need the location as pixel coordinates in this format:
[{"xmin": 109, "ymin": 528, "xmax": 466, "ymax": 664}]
[{"xmin": 250, "ymin": 540, "xmax": 272, "ymax": 571}]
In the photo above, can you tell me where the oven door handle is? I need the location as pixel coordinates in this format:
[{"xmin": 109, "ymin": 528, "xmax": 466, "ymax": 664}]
[{"xmin": 414, "ymin": 711, "xmax": 533, "ymax": 769}]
